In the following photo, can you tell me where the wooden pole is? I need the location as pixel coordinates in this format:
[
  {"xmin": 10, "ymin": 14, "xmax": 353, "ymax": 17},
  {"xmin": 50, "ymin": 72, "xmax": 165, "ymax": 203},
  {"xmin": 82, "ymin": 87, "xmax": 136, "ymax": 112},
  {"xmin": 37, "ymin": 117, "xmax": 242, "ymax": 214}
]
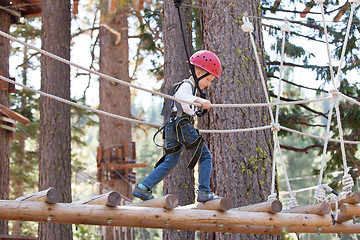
[
  {"xmin": 234, "ymin": 200, "xmax": 282, "ymax": 214},
  {"xmin": 340, "ymin": 203, "xmax": 360, "ymax": 216},
  {"xmin": 177, "ymin": 198, "xmax": 232, "ymax": 212},
  {"xmin": 331, "ymin": 191, "xmax": 360, "ymax": 211},
  {"xmin": 72, "ymin": 191, "xmax": 121, "ymax": 207},
  {"xmin": 287, "ymin": 222, "xmax": 360, "ymax": 233},
  {"xmin": 127, "ymin": 195, "xmax": 178, "ymax": 210},
  {"xmin": 15, "ymin": 187, "xmax": 60, "ymax": 204},
  {"xmin": 0, "ymin": 200, "xmax": 332, "ymax": 228},
  {"xmin": 282, "ymin": 202, "xmax": 330, "ymax": 215},
  {"xmin": 335, "ymin": 211, "xmax": 356, "ymax": 223}
]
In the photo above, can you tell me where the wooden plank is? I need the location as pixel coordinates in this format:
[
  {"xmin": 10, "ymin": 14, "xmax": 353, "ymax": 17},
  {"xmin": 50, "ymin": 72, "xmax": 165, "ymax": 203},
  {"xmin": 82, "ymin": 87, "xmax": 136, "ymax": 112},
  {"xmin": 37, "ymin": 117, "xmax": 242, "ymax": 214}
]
[
  {"xmin": 0, "ymin": 104, "xmax": 30, "ymax": 124},
  {"xmin": 0, "ymin": 235, "xmax": 37, "ymax": 240},
  {"xmin": 234, "ymin": 200, "xmax": 282, "ymax": 214},
  {"xmin": 177, "ymin": 198, "xmax": 232, "ymax": 212},
  {"xmin": 287, "ymin": 222, "xmax": 360, "ymax": 234},
  {"xmin": 15, "ymin": 187, "xmax": 60, "ymax": 204},
  {"xmin": 0, "ymin": 124, "xmax": 15, "ymax": 132},
  {"xmin": 340, "ymin": 203, "xmax": 360, "ymax": 216},
  {"xmin": 127, "ymin": 195, "xmax": 178, "ymax": 210},
  {"xmin": 282, "ymin": 202, "xmax": 330, "ymax": 215},
  {"xmin": 336, "ymin": 211, "xmax": 355, "ymax": 223},
  {"xmin": 72, "ymin": 191, "xmax": 121, "ymax": 207},
  {"xmin": 0, "ymin": 200, "xmax": 333, "ymax": 228},
  {"xmin": 0, "ymin": 116, "xmax": 16, "ymax": 124}
]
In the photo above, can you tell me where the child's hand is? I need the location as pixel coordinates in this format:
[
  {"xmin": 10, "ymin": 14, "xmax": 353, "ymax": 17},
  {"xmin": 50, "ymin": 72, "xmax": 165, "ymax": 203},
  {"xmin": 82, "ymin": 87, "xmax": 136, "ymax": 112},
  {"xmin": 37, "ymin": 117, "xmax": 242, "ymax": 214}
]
[{"xmin": 195, "ymin": 98, "xmax": 212, "ymax": 110}]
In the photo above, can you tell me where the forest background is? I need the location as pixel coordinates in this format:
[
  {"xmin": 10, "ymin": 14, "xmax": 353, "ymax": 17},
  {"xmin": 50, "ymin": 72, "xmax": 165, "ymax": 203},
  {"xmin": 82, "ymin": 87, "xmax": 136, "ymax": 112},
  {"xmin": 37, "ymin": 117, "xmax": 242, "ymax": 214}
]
[{"xmin": 1, "ymin": 0, "xmax": 360, "ymax": 239}]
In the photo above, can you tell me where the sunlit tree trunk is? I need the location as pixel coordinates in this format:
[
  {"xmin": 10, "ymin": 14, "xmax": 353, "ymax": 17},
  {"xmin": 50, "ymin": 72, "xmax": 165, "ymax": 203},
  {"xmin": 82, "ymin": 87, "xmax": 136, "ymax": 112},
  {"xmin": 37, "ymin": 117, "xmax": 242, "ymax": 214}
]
[
  {"xmin": 198, "ymin": 0, "xmax": 280, "ymax": 239},
  {"xmin": 39, "ymin": 0, "xmax": 72, "ymax": 239}
]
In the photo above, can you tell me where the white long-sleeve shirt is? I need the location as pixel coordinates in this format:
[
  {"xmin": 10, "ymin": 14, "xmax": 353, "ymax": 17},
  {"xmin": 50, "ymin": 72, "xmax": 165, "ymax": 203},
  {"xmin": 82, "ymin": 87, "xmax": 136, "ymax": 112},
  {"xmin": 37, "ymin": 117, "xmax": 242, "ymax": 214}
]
[{"xmin": 172, "ymin": 79, "xmax": 198, "ymax": 116}]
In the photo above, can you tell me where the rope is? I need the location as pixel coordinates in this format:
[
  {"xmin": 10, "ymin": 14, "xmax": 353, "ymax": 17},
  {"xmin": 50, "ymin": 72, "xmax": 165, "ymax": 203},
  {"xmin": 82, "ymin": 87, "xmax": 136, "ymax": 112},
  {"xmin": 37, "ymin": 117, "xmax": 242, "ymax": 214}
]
[
  {"xmin": 0, "ymin": 74, "xmax": 277, "ymax": 134},
  {"xmin": 314, "ymin": 0, "xmax": 358, "ymax": 202},
  {"xmin": 279, "ymin": 125, "xmax": 360, "ymax": 145},
  {"xmin": 0, "ymin": 30, "xmax": 332, "ymax": 110},
  {"xmin": 243, "ymin": 16, "xmax": 297, "ymax": 205},
  {"xmin": 333, "ymin": 2, "xmax": 357, "ymax": 88},
  {"xmin": 317, "ymin": 0, "xmax": 336, "ymax": 89},
  {"xmin": 0, "ymin": 30, "xmax": 201, "ymax": 109},
  {"xmin": 0, "ymin": 75, "xmax": 162, "ymax": 129}
]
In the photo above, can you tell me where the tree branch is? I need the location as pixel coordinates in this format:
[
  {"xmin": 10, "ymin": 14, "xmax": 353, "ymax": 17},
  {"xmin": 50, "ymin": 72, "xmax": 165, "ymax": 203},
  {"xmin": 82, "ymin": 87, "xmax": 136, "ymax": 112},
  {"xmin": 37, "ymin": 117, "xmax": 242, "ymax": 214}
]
[
  {"xmin": 280, "ymin": 144, "xmax": 338, "ymax": 153},
  {"xmin": 269, "ymin": 75, "xmax": 328, "ymax": 93}
]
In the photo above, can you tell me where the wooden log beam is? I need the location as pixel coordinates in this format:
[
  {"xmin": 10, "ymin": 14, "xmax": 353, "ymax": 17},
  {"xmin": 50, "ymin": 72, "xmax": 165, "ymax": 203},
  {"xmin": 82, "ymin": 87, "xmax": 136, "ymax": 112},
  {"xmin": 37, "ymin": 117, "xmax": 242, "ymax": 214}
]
[
  {"xmin": 127, "ymin": 195, "xmax": 178, "ymax": 210},
  {"xmin": 177, "ymin": 198, "xmax": 232, "ymax": 212},
  {"xmin": 340, "ymin": 204, "xmax": 360, "ymax": 216},
  {"xmin": 287, "ymin": 222, "xmax": 360, "ymax": 234},
  {"xmin": 0, "ymin": 200, "xmax": 332, "ymax": 228},
  {"xmin": 15, "ymin": 187, "xmax": 60, "ymax": 204},
  {"xmin": 331, "ymin": 191, "xmax": 360, "ymax": 211},
  {"xmin": 335, "ymin": 211, "xmax": 356, "ymax": 223},
  {"xmin": 234, "ymin": 200, "xmax": 282, "ymax": 214},
  {"xmin": 282, "ymin": 202, "xmax": 330, "ymax": 215},
  {"xmin": 0, "ymin": 235, "xmax": 37, "ymax": 240},
  {"xmin": 0, "ymin": 104, "xmax": 30, "ymax": 124},
  {"xmin": 72, "ymin": 191, "xmax": 121, "ymax": 207}
]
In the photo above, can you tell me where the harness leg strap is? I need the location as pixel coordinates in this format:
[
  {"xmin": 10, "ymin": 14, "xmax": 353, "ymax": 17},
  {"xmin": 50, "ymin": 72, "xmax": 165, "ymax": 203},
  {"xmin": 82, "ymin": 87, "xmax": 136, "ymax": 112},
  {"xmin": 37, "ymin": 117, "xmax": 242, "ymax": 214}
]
[
  {"xmin": 186, "ymin": 136, "xmax": 204, "ymax": 169},
  {"xmin": 154, "ymin": 144, "xmax": 182, "ymax": 169}
]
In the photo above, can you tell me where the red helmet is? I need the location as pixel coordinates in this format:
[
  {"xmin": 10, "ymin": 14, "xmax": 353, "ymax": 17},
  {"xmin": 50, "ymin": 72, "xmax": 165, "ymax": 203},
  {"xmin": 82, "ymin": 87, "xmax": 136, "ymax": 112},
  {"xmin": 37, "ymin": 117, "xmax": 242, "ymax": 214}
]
[{"xmin": 189, "ymin": 50, "xmax": 222, "ymax": 78}]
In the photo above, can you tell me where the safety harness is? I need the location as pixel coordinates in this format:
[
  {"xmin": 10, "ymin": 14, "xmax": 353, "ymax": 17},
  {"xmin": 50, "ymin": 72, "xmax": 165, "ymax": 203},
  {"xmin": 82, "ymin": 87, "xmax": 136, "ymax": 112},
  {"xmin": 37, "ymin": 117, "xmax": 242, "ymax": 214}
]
[{"xmin": 154, "ymin": 113, "xmax": 204, "ymax": 170}]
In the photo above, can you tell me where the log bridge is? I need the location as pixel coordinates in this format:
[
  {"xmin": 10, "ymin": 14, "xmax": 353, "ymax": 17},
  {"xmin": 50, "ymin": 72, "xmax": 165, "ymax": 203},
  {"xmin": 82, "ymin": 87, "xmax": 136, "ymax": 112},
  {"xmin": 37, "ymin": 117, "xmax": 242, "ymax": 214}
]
[{"xmin": 1, "ymin": 188, "xmax": 360, "ymax": 235}]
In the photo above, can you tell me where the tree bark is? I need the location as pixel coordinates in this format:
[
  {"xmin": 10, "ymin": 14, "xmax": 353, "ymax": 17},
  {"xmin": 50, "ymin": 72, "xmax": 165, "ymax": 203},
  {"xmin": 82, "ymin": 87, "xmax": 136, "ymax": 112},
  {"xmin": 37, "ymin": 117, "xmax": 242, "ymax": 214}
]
[
  {"xmin": 199, "ymin": 0, "xmax": 281, "ymax": 239},
  {"xmin": 163, "ymin": 1, "xmax": 195, "ymax": 239},
  {"xmin": 99, "ymin": 1, "xmax": 132, "ymax": 238},
  {"xmin": 0, "ymin": 0, "xmax": 11, "ymax": 235},
  {"xmin": 39, "ymin": 0, "xmax": 72, "ymax": 239}
]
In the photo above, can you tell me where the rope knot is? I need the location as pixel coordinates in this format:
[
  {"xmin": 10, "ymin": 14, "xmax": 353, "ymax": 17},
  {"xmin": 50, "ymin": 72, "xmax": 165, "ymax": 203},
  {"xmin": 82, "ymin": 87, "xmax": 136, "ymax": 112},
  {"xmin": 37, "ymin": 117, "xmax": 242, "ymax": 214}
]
[
  {"xmin": 314, "ymin": 185, "xmax": 326, "ymax": 203},
  {"xmin": 281, "ymin": 21, "xmax": 291, "ymax": 33},
  {"xmin": 271, "ymin": 123, "xmax": 280, "ymax": 132},
  {"xmin": 241, "ymin": 22, "xmax": 254, "ymax": 33},
  {"xmin": 267, "ymin": 193, "xmax": 278, "ymax": 202},
  {"xmin": 282, "ymin": 197, "xmax": 299, "ymax": 210},
  {"xmin": 342, "ymin": 174, "xmax": 354, "ymax": 192}
]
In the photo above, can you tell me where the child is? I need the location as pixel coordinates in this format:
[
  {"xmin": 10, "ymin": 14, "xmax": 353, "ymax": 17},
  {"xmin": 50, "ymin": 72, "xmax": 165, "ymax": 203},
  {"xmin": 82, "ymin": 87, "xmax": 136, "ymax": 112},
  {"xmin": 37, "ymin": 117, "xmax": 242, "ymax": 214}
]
[{"xmin": 132, "ymin": 50, "xmax": 222, "ymax": 202}]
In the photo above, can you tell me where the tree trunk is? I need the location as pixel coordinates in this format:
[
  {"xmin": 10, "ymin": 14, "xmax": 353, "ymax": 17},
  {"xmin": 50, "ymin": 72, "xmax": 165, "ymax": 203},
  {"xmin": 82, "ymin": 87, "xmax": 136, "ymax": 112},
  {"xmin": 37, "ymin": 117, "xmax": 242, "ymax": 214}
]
[
  {"xmin": 199, "ymin": 0, "xmax": 280, "ymax": 239},
  {"xmin": 162, "ymin": 1, "xmax": 195, "ymax": 240},
  {"xmin": 11, "ymin": 132, "xmax": 25, "ymax": 235},
  {"xmin": 0, "ymin": 0, "xmax": 11, "ymax": 235},
  {"xmin": 39, "ymin": 0, "xmax": 72, "ymax": 239},
  {"xmin": 99, "ymin": 1, "xmax": 132, "ymax": 239}
]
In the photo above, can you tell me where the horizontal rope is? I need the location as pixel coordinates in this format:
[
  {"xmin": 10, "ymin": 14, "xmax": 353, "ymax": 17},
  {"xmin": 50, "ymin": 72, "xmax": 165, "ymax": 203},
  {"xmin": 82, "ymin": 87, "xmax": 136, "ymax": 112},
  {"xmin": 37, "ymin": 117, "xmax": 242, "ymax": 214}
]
[
  {"xmin": 0, "ymin": 75, "xmax": 162, "ymax": 129},
  {"xmin": 279, "ymin": 125, "xmax": 360, "ymax": 145},
  {"xmin": 0, "ymin": 30, "xmax": 332, "ymax": 110},
  {"xmin": 200, "ymin": 125, "xmax": 272, "ymax": 133},
  {"xmin": 0, "ymin": 75, "xmax": 273, "ymax": 134},
  {"xmin": 212, "ymin": 96, "xmax": 332, "ymax": 108}
]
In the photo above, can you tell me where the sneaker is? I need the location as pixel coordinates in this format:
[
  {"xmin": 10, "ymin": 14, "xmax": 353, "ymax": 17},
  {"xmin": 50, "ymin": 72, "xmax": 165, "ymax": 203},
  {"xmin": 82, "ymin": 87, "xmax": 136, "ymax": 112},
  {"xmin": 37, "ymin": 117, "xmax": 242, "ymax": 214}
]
[
  {"xmin": 197, "ymin": 190, "xmax": 219, "ymax": 202},
  {"xmin": 132, "ymin": 184, "xmax": 154, "ymax": 201}
]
